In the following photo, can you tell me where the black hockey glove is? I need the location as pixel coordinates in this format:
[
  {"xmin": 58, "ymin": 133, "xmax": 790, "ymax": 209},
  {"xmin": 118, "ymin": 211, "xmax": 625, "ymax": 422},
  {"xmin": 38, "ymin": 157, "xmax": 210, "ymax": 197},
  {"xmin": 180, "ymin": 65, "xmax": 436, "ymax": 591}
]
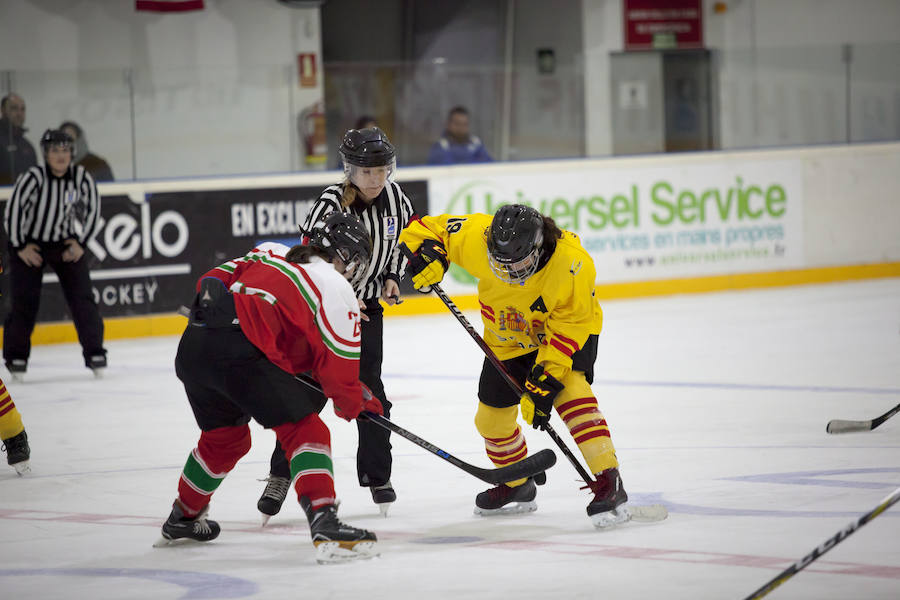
[
  {"xmin": 520, "ymin": 365, "xmax": 564, "ymax": 430},
  {"xmin": 408, "ymin": 239, "xmax": 449, "ymax": 293}
]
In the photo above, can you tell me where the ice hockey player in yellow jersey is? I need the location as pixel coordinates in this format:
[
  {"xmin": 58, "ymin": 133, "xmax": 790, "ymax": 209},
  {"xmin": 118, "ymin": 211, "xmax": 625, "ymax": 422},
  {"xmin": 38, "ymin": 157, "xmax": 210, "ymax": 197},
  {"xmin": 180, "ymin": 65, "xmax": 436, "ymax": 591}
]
[{"xmin": 400, "ymin": 204, "xmax": 630, "ymax": 528}]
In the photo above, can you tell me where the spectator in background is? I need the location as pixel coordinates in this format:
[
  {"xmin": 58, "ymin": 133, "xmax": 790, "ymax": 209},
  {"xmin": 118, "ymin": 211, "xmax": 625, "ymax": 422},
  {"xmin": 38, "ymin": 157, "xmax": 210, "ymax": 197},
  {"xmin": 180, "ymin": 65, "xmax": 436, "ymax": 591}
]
[
  {"xmin": 2, "ymin": 129, "xmax": 106, "ymax": 379},
  {"xmin": 60, "ymin": 121, "xmax": 114, "ymax": 182},
  {"xmin": 427, "ymin": 106, "xmax": 492, "ymax": 165},
  {"xmin": 0, "ymin": 93, "xmax": 38, "ymax": 186}
]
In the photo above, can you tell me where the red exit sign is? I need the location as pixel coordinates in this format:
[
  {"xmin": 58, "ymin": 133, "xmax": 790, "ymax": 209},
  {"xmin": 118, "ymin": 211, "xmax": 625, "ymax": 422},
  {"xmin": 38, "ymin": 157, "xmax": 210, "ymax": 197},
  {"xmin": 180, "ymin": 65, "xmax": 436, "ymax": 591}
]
[{"xmin": 624, "ymin": 0, "xmax": 704, "ymax": 51}]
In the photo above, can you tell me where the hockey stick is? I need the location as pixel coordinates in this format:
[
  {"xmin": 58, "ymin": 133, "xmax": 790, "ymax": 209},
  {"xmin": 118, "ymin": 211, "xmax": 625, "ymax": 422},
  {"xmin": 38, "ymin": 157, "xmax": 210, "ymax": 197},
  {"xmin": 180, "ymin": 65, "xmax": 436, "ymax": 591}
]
[
  {"xmin": 399, "ymin": 244, "xmax": 666, "ymax": 521},
  {"xmin": 741, "ymin": 486, "xmax": 900, "ymax": 600},
  {"xmin": 293, "ymin": 373, "xmax": 556, "ymax": 485},
  {"xmin": 826, "ymin": 401, "xmax": 900, "ymax": 434}
]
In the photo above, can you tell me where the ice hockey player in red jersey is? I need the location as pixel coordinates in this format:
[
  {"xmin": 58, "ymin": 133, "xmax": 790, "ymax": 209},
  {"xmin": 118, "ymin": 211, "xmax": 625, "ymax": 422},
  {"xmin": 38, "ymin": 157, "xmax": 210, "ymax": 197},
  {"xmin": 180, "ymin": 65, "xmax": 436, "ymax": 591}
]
[{"xmin": 155, "ymin": 212, "xmax": 384, "ymax": 564}]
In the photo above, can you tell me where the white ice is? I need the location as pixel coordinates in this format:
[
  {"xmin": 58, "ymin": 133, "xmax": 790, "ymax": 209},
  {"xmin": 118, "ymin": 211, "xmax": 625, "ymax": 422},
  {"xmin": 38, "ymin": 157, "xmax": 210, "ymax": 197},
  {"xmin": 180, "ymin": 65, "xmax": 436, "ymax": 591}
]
[{"xmin": 1, "ymin": 278, "xmax": 899, "ymax": 600}]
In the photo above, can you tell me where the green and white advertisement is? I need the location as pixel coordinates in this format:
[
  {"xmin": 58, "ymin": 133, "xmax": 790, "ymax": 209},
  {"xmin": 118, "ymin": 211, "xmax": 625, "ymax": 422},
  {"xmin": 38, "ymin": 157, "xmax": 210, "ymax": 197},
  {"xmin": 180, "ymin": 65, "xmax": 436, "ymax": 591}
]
[{"xmin": 428, "ymin": 159, "xmax": 804, "ymax": 291}]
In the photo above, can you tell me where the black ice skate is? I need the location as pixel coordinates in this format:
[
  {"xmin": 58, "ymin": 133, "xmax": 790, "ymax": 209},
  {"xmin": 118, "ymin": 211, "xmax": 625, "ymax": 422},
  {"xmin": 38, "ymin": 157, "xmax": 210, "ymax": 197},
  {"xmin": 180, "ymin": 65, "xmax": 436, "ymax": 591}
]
[
  {"xmin": 153, "ymin": 500, "xmax": 221, "ymax": 547},
  {"xmin": 300, "ymin": 496, "xmax": 378, "ymax": 564},
  {"xmin": 586, "ymin": 467, "xmax": 630, "ymax": 529},
  {"xmin": 2, "ymin": 430, "xmax": 31, "ymax": 475},
  {"xmin": 257, "ymin": 475, "xmax": 291, "ymax": 526},
  {"xmin": 87, "ymin": 354, "xmax": 107, "ymax": 378},
  {"xmin": 474, "ymin": 477, "xmax": 538, "ymax": 516},
  {"xmin": 5, "ymin": 359, "xmax": 26, "ymax": 383},
  {"xmin": 370, "ymin": 480, "xmax": 396, "ymax": 517}
]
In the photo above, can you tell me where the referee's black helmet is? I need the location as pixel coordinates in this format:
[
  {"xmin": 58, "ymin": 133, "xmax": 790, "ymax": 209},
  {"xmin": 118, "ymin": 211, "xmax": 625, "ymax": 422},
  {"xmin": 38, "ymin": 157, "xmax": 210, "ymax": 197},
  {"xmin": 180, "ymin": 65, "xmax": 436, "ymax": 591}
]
[
  {"xmin": 339, "ymin": 127, "xmax": 395, "ymax": 167},
  {"xmin": 40, "ymin": 129, "xmax": 74, "ymax": 153}
]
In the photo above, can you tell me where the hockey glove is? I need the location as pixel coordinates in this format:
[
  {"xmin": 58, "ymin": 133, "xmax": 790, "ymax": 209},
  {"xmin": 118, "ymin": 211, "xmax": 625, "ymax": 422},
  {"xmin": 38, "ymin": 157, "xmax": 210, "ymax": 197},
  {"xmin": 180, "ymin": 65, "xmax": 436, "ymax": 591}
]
[
  {"xmin": 520, "ymin": 365, "xmax": 564, "ymax": 430},
  {"xmin": 408, "ymin": 239, "xmax": 449, "ymax": 292},
  {"xmin": 333, "ymin": 382, "xmax": 383, "ymax": 421},
  {"xmin": 360, "ymin": 381, "xmax": 384, "ymax": 417}
]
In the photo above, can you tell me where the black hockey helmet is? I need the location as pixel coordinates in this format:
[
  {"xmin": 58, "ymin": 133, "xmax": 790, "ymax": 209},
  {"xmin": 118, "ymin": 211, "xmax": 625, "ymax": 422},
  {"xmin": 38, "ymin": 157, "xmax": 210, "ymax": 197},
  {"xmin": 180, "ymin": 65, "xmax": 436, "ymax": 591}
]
[
  {"xmin": 40, "ymin": 128, "xmax": 74, "ymax": 154},
  {"xmin": 487, "ymin": 204, "xmax": 545, "ymax": 285},
  {"xmin": 339, "ymin": 127, "xmax": 396, "ymax": 168},
  {"xmin": 306, "ymin": 211, "xmax": 373, "ymax": 282}
]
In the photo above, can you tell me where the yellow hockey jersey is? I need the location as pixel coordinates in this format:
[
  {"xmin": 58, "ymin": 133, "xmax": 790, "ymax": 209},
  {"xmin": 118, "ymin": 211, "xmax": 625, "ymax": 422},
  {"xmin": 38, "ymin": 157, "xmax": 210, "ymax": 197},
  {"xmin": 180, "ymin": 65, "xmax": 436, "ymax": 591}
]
[{"xmin": 400, "ymin": 213, "xmax": 603, "ymax": 380}]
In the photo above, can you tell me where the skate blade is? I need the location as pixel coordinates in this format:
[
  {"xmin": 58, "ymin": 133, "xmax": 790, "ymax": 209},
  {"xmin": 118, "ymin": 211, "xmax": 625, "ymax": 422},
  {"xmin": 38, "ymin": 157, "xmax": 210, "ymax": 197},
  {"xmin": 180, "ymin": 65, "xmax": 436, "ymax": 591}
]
[
  {"xmin": 474, "ymin": 501, "xmax": 537, "ymax": 516},
  {"xmin": 12, "ymin": 461, "xmax": 31, "ymax": 475},
  {"xmin": 314, "ymin": 541, "xmax": 379, "ymax": 564},
  {"xmin": 629, "ymin": 504, "xmax": 669, "ymax": 522},
  {"xmin": 377, "ymin": 502, "xmax": 392, "ymax": 518},
  {"xmin": 260, "ymin": 513, "xmax": 272, "ymax": 527},
  {"xmin": 92, "ymin": 368, "xmax": 105, "ymax": 379},
  {"xmin": 10, "ymin": 373, "xmax": 24, "ymax": 383},
  {"xmin": 152, "ymin": 536, "xmax": 177, "ymax": 548},
  {"xmin": 591, "ymin": 506, "xmax": 632, "ymax": 529},
  {"xmin": 152, "ymin": 535, "xmax": 213, "ymax": 548}
]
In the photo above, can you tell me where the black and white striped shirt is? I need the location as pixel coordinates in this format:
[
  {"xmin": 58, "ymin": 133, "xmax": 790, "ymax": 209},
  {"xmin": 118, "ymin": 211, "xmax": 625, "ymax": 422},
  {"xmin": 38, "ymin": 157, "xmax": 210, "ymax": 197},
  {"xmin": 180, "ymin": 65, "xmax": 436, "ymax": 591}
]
[
  {"xmin": 3, "ymin": 164, "xmax": 101, "ymax": 250},
  {"xmin": 303, "ymin": 181, "xmax": 415, "ymax": 300}
]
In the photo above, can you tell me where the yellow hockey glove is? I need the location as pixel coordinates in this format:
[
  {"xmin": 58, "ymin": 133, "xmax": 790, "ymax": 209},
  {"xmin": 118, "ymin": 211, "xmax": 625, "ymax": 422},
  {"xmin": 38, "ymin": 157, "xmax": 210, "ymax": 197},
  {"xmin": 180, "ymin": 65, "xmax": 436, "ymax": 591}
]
[
  {"xmin": 520, "ymin": 365, "xmax": 564, "ymax": 430},
  {"xmin": 409, "ymin": 239, "xmax": 449, "ymax": 292}
]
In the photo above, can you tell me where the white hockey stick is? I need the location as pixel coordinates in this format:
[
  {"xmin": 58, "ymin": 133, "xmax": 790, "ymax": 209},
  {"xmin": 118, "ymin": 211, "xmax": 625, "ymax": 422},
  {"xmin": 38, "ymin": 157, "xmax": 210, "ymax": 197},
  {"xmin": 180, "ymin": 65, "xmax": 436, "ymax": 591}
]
[
  {"xmin": 826, "ymin": 401, "xmax": 900, "ymax": 434},
  {"xmin": 741, "ymin": 486, "xmax": 900, "ymax": 600}
]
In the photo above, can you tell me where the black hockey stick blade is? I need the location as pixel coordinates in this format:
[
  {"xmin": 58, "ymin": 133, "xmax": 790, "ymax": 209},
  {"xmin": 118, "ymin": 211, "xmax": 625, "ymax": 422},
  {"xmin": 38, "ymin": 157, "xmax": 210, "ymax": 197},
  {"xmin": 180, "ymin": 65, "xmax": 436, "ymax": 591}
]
[
  {"xmin": 362, "ymin": 412, "xmax": 557, "ymax": 485},
  {"xmin": 826, "ymin": 401, "xmax": 900, "ymax": 434},
  {"xmin": 741, "ymin": 486, "xmax": 900, "ymax": 600},
  {"xmin": 291, "ymin": 372, "xmax": 557, "ymax": 484}
]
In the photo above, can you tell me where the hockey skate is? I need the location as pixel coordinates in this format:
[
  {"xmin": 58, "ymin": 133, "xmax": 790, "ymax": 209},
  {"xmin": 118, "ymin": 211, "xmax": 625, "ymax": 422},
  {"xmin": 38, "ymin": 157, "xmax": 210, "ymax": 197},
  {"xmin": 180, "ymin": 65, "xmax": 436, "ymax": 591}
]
[
  {"xmin": 586, "ymin": 467, "xmax": 631, "ymax": 529},
  {"xmin": 257, "ymin": 475, "xmax": 291, "ymax": 526},
  {"xmin": 300, "ymin": 496, "xmax": 378, "ymax": 564},
  {"xmin": 153, "ymin": 500, "xmax": 221, "ymax": 547},
  {"xmin": 474, "ymin": 477, "xmax": 538, "ymax": 516},
  {"xmin": 370, "ymin": 480, "xmax": 396, "ymax": 517},
  {"xmin": 88, "ymin": 354, "xmax": 107, "ymax": 379},
  {"xmin": 6, "ymin": 359, "xmax": 26, "ymax": 383},
  {"xmin": 2, "ymin": 430, "xmax": 31, "ymax": 475}
]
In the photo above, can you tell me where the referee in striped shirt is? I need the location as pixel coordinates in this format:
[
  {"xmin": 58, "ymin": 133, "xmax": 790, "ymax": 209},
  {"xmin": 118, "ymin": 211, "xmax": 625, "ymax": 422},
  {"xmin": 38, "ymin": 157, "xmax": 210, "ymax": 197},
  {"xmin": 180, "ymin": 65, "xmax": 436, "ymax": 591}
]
[
  {"xmin": 2, "ymin": 129, "xmax": 106, "ymax": 378},
  {"xmin": 257, "ymin": 127, "xmax": 415, "ymax": 519}
]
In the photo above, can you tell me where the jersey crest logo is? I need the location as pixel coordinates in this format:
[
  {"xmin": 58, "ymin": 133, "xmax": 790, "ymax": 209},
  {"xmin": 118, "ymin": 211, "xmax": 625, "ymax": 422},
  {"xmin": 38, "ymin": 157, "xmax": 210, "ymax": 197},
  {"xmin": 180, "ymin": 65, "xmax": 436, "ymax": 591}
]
[
  {"xmin": 570, "ymin": 260, "xmax": 583, "ymax": 276},
  {"xmin": 529, "ymin": 296, "xmax": 548, "ymax": 313},
  {"xmin": 383, "ymin": 216, "xmax": 397, "ymax": 240},
  {"xmin": 498, "ymin": 307, "xmax": 529, "ymax": 333}
]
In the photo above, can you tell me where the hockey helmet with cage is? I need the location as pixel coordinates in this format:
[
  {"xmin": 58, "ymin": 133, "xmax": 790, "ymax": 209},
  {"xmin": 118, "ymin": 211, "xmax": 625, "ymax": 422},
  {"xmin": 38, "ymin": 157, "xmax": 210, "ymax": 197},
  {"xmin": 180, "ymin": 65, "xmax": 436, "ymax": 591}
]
[
  {"xmin": 305, "ymin": 211, "xmax": 373, "ymax": 283},
  {"xmin": 487, "ymin": 204, "xmax": 545, "ymax": 285},
  {"xmin": 339, "ymin": 127, "xmax": 396, "ymax": 184},
  {"xmin": 40, "ymin": 129, "xmax": 74, "ymax": 154}
]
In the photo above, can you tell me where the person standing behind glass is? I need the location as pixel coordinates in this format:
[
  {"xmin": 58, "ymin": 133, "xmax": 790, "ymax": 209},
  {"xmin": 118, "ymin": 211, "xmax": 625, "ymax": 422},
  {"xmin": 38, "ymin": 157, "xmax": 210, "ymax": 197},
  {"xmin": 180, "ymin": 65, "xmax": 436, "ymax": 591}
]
[
  {"xmin": 0, "ymin": 93, "xmax": 38, "ymax": 186},
  {"xmin": 59, "ymin": 121, "xmax": 114, "ymax": 182},
  {"xmin": 257, "ymin": 127, "xmax": 415, "ymax": 521},
  {"xmin": 2, "ymin": 129, "xmax": 106, "ymax": 380},
  {"xmin": 426, "ymin": 106, "xmax": 492, "ymax": 165}
]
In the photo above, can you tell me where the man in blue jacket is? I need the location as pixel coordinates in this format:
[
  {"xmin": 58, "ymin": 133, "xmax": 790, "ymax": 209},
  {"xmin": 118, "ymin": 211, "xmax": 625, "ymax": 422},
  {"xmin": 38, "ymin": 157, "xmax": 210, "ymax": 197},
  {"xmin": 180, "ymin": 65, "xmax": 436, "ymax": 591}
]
[{"xmin": 427, "ymin": 106, "xmax": 492, "ymax": 165}]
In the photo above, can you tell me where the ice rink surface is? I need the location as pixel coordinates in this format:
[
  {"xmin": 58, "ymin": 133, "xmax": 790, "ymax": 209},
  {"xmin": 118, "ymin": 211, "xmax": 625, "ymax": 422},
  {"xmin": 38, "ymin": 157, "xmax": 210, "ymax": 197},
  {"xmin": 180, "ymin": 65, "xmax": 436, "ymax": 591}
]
[{"xmin": 1, "ymin": 278, "xmax": 898, "ymax": 600}]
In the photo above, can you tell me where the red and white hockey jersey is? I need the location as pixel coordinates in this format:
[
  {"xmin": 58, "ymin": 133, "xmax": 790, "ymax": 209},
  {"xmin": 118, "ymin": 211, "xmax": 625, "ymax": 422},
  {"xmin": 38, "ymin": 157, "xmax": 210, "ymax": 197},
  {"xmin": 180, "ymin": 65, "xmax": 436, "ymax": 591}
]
[{"xmin": 199, "ymin": 242, "xmax": 363, "ymax": 407}]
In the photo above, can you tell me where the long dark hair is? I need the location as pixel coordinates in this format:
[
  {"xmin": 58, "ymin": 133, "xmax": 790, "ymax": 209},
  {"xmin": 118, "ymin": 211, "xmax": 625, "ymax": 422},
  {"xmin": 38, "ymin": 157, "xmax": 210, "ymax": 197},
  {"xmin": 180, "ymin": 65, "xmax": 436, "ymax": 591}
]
[{"xmin": 284, "ymin": 244, "xmax": 331, "ymax": 264}]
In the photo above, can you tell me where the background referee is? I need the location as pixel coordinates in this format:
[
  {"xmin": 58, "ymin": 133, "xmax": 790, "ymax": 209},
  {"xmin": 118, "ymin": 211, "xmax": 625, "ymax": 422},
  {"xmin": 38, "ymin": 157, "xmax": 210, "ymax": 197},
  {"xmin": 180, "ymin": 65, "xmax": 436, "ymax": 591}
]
[
  {"xmin": 257, "ymin": 126, "xmax": 416, "ymax": 520},
  {"xmin": 2, "ymin": 129, "xmax": 106, "ymax": 379}
]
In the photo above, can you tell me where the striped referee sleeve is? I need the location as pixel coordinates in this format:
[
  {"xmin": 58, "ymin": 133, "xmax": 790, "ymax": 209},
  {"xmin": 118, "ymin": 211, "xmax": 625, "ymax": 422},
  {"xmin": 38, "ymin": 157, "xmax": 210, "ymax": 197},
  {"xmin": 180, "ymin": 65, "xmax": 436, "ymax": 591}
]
[
  {"xmin": 75, "ymin": 167, "xmax": 101, "ymax": 244},
  {"xmin": 302, "ymin": 188, "xmax": 341, "ymax": 234},
  {"xmin": 3, "ymin": 168, "xmax": 42, "ymax": 249}
]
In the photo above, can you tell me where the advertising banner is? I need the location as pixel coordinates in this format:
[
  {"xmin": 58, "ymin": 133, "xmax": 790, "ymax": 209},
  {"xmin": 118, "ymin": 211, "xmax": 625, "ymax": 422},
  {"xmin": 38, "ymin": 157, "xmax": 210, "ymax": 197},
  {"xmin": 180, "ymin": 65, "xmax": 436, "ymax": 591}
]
[
  {"xmin": 0, "ymin": 180, "xmax": 428, "ymax": 323},
  {"xmin": 427, "ymin": 160, "xmax": 804, "ymax": 293}
]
